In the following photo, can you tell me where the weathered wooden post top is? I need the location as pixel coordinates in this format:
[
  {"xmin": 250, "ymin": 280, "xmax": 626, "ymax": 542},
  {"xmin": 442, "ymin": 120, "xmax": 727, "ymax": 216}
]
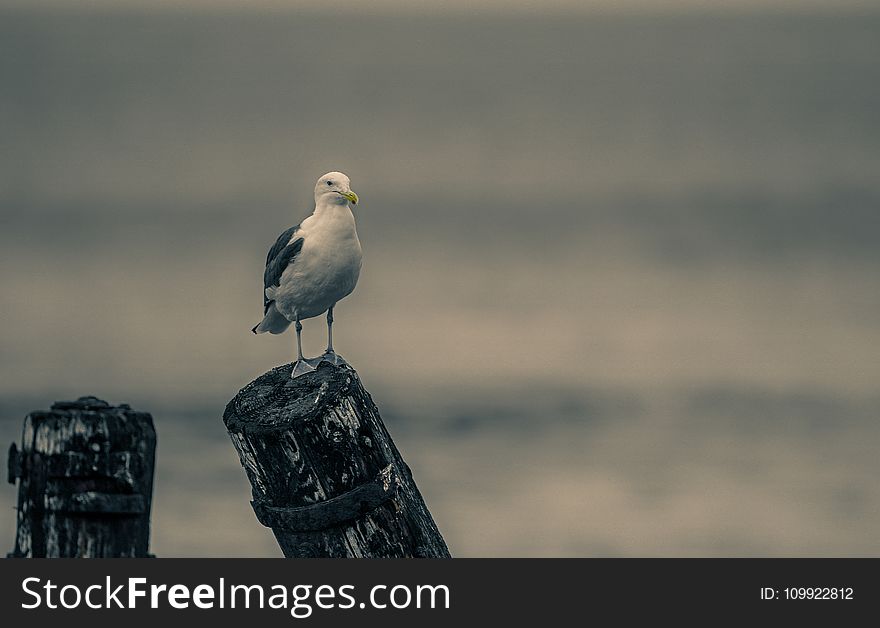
[
  {"xmin": 7, "ymin": 396, "xmax": 157, "ymax": 558},
  {"xmin": 224, "ymin": 362, "xmax": 450, "ymax": 558}
]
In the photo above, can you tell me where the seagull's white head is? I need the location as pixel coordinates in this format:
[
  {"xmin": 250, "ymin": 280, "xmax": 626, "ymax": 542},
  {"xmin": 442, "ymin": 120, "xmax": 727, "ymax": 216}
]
[{"xmin": 314, "ymin": 171, "xmax": 358, "ymax": 207}]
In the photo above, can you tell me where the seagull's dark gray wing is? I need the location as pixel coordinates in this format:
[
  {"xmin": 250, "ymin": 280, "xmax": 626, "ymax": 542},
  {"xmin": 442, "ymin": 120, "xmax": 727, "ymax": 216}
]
[{"xmin": 263, "ymin": 226, "xmax": 304, "ymax": 313}]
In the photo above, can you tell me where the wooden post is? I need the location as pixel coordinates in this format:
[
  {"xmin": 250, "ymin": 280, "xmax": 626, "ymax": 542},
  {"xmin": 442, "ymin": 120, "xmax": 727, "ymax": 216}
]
[
  {"xmin": 7, "ymin": 396, "xmax": 156, "ymax": 558},
  {"xmin": 223, "ymin": 363, "xmax": 451, "ymax": 558}
]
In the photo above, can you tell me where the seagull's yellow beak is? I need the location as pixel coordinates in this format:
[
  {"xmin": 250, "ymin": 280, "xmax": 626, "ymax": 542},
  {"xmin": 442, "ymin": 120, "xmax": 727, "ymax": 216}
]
[{"xmin": 342, "ymin": 190, "xmax": 359, "ymax": 205}]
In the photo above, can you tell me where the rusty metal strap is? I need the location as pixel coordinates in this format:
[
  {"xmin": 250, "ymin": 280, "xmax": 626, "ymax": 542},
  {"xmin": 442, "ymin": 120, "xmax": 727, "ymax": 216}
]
[
  {"xmin": 7, "ymin": 449, "xmax": 142, "ymax": 485},
  {"xmin": 44, "ymin": 452, "xmax": 142, "ymax": 480},
  {"xmin": 43, "ymin": 492, "xmax": 146, "ymax": 514},
  {"xmin": 251, "ymin": 465, "xmax": 399, "ymax": 533}
]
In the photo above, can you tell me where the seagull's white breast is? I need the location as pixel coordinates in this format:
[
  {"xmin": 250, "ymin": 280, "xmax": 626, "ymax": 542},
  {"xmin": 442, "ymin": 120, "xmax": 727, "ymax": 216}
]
[{"xmin": 272, "ymin": 205, "xmax": 362, "ymax": 321}]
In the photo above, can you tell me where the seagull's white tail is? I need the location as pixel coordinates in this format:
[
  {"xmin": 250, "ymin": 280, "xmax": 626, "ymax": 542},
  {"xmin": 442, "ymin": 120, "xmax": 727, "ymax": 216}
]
[{"xmin": 252, "ymin": 304, "xmax": 292, "ymax": 335}]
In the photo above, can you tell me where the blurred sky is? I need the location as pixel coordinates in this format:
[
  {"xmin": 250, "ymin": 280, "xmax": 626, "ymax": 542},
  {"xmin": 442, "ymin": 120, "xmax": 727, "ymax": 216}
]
[
  {"xmin": 1, "ymin": 2, "xmax": 878, "ymax": 556},
  {"xmin": 1, "ymin": 0, "xmax": 878, "ymax": 12}
]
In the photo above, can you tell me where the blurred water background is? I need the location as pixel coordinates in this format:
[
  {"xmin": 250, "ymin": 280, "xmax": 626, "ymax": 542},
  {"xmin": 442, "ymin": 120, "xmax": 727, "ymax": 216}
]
[{"xmin": 1, "ymin": 4, "xmax": 879, "ymax": 556}]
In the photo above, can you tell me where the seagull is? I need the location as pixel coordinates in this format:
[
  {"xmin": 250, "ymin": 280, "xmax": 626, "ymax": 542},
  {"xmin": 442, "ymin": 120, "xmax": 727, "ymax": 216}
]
[{"xmin": 252, "ymin": 171, "xmax": 363, "ymax": 378}]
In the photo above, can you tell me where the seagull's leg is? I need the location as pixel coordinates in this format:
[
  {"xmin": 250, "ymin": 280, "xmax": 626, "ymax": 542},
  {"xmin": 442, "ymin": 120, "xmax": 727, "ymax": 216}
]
[
  {"xmin": 326, "ymin": 305, "xmax": 334, "ymax": 354},
  {"xmin": 319, "ymin": 304, "xmax": 348, "ymax": 367},
  {"xmin": 291, "ymin": 315, "xmax": 316, "ymax": 378}
]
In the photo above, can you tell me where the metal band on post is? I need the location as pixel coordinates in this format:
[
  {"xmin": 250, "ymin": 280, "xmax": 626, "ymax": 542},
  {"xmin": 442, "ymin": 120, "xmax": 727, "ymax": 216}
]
[{"xmin": 251, "ymin": 465, "xmax": 399, "ymax": 533}]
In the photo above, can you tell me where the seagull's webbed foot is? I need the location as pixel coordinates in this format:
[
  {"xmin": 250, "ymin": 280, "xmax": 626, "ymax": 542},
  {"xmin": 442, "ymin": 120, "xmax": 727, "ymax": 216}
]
[
  {"xmin": 290, "ymin": 358, "xmax": 317, "ymax": 379},
  {"xmin": 318, "ymin": 350, "xmax": 349, "ymax": 367}
]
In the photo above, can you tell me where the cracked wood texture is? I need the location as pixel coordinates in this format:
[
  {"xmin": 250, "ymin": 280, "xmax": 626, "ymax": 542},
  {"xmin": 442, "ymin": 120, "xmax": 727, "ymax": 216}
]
[
  {"xmin": 8, "ymin": 397, "xmax": 156, "ymax": 558},
  {"xmin": 223, "ymin": 362, "xmax": 451, "ymax": 558}
]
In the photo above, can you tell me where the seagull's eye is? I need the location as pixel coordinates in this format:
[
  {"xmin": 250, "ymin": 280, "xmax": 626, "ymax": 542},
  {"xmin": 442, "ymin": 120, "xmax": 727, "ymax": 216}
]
[{"xmin": 326, "ymin": 181, "xmax": 333, "ymax": 186}]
